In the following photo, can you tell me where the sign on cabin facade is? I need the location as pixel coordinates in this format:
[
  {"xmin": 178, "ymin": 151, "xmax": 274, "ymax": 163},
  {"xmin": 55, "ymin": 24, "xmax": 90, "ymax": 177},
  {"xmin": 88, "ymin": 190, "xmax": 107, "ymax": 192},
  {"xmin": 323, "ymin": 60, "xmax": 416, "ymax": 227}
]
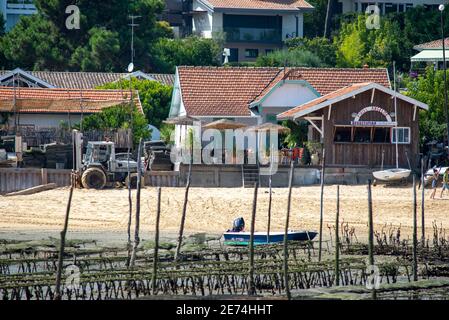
[{"xmin": 278, "ymin": 82, "xmax": 428, "ymax": 169}]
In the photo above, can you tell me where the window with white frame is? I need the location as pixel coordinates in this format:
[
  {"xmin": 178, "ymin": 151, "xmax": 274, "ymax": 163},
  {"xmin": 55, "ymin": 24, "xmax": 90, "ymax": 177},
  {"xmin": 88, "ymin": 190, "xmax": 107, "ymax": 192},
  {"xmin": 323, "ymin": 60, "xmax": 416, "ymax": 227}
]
[{"xmin": 391, "ymin": 127, "xmax": 410, "ymax": 144}]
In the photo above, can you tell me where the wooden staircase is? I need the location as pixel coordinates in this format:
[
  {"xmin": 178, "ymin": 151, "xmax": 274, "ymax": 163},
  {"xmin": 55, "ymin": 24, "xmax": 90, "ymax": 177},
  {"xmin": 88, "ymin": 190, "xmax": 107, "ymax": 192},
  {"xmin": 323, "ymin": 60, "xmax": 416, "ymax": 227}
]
[{"xmin": 242, "ymin": 164, "xmax": 260, "ymax": 188}]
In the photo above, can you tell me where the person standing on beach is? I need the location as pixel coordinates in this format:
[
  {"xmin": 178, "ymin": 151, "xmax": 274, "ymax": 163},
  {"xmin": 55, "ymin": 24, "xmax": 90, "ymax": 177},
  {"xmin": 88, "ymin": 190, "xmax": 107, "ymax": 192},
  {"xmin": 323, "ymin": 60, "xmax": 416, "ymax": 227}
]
[
  {"xmin": 430, "ymin": 167, "xmax": 441, "ymax": 199},
  {"xmin": 440, "ymin": 170, "xmax": 449, "ymax": 198}
]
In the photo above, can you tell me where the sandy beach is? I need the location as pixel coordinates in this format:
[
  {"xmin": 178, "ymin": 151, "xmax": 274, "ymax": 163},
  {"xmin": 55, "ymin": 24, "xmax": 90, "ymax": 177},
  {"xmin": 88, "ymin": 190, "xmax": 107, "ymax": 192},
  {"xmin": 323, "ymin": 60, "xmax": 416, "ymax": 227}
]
[{"xmin": 1, "ymin": 184, "xmax": 448, "ymax": 242}]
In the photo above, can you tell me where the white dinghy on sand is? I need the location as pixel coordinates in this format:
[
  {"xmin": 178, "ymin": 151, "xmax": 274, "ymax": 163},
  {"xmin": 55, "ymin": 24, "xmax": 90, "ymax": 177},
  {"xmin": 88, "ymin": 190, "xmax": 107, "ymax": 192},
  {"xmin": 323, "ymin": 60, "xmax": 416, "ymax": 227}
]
[
  {"xmin": 372, "ymin": 61, "xmax": 411, "ymax": 183},
  {"xmin": 373, "ymin": 168, "xmax": 411, "ymax": 181}
]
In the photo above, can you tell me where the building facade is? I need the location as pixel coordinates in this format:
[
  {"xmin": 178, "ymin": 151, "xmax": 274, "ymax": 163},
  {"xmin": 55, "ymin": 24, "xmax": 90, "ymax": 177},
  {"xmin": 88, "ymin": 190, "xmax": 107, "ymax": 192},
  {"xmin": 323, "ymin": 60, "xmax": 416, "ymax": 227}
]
[
  {"xmin": 0, "ymin": 0, "xmax": 37, "ymax": 32},
  {"xmin": 338, "ymin": 0, "xmax": 441, "ymax": 13},
  {"xmin": 190, "ymin": 0, "xmax": 313, "ymax": 62}
]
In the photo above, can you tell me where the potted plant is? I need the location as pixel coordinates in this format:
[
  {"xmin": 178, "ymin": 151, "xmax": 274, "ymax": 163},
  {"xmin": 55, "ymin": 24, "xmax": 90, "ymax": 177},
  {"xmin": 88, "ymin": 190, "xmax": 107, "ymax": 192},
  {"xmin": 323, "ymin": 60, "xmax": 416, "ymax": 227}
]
[{"xmin": 305, "ymin": 141, "xmax": 322, "ymax": 166}]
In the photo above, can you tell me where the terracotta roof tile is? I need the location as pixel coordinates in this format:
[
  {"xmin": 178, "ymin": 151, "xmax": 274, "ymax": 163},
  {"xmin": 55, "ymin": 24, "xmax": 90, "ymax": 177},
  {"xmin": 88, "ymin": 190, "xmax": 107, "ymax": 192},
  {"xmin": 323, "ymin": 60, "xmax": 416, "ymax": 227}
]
[
  {"xmin": 204, "ymin": 0, "xmax": 313, "ymax": 10},
  {"xmin": 414, "ymin": 37, "xmax": 449, "ymax": 51},
  {"xmin": 0, "ymin": 87, "xmax": 143, "ymax": 114},
  {"xmin": 178, "ymin": 66, "xmax": 390, "ymax": 117},
  {"xmin": 277, "ymin": 82, "xmax": 371, "ymax": 119}
]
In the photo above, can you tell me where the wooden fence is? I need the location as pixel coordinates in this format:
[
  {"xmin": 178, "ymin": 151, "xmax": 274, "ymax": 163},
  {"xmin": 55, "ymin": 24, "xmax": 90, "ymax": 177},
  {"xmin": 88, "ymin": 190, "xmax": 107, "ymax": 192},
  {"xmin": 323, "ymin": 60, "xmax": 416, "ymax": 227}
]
[
  {"xmin": 0, "ymin": 128, "xmax": 132, "ymax": 148},
  {"xmin": 0, "ymin": 168, "xmax": 72, "ymax": 193},
  {"xmin": 0, "ymin": 168, "xmax": 179, "ymax": 193}
]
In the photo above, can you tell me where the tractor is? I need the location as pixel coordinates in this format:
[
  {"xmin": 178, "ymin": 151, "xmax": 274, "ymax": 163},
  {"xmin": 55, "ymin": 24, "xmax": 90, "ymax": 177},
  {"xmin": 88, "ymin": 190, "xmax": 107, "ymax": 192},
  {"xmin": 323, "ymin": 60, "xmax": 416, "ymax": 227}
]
[{"xmin": 80, "ymin": 141, "xmax": 142, "ymax": 189}]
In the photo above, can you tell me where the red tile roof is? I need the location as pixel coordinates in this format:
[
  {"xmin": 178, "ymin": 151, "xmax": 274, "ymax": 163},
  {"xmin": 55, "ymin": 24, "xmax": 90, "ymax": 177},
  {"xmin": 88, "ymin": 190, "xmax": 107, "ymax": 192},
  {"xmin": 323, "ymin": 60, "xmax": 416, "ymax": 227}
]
[
  {"xmin": 277, "ymin": 82, "xmax": 428, "ymax": 120},
  {"xmin": 414, "ymin": 37, "xmax": 449, "ymax": 51},
  {"xmin": 0, "ymin": 87, "xmax": 143, "ymax": 114},
  {"xmin": 277, "ymin": 82, "xmax": 371, "ymax": 120},
  {"xmin": 204, "ymin": 0, "xmax": 313, "ymax": 10},
  {"xmin": 178, "ymin": 66, "xmax": 390, "ymax": 117}
]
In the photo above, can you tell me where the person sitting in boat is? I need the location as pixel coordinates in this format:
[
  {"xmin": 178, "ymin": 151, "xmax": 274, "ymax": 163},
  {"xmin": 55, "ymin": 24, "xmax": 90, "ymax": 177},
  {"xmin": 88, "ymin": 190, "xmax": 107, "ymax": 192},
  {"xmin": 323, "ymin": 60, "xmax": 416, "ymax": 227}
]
[
  {"xmin": 229, "ymin": 217, "xmax": 245, "ymax": 232},
  {"xmin": 430, "ymin": 167, "xmax": 441, "ymax": 200}
]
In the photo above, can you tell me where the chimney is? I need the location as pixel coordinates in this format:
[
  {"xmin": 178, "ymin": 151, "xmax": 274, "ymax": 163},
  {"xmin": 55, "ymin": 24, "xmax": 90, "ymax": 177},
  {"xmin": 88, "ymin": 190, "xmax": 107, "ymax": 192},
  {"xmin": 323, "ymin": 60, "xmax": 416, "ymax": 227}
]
[{"xmin": 363, "ymin": 64, "xmax": 369, "ymax": 69}]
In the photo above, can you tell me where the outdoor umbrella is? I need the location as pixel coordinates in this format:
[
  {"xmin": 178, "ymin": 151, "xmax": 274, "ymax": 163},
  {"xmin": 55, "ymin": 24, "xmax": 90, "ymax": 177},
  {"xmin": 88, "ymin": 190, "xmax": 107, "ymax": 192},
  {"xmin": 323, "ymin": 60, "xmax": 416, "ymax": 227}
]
[
  {"xmin": 202, "ymin": 118, "xmax": 247, "ymax": 130},
  {"xmin": 163, "ymin": 115, "xmax": 200, "ymax": 126},
  {"xmin": 202, "ymin": 119, "xmax": 247, "ymax": 164},
  {"xmin": 247, "ymin": 122, "xmax": 291, "ymax": 243}
]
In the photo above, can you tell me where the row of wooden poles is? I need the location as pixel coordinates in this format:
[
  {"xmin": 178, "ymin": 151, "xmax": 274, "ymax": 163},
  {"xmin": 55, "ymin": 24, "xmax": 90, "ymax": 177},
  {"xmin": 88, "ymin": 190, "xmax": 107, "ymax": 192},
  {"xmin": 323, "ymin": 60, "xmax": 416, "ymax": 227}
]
[{"xmin": 53, "ymin": 146, "xmax": 424, "ymax": 300}]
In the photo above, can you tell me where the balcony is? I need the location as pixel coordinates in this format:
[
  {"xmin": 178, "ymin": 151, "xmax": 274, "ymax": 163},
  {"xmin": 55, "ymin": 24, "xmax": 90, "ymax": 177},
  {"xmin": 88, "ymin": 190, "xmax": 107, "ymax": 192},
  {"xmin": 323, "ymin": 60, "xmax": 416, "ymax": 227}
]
[
  {"xmin": 6, "ymin": 0, "xmax": 36, "ymax": 14},
  {"xmin": 224, "ymin": 27, "xmax": 282, "ymax": 44}
]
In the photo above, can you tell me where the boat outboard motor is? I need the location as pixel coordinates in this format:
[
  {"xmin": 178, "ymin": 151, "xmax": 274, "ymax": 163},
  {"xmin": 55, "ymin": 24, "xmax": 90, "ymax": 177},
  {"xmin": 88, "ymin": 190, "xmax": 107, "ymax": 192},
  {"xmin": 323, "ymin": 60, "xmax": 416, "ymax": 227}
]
[{"xmin": 232, "ymin": 217, "xmax": 245, "ymax": 232}]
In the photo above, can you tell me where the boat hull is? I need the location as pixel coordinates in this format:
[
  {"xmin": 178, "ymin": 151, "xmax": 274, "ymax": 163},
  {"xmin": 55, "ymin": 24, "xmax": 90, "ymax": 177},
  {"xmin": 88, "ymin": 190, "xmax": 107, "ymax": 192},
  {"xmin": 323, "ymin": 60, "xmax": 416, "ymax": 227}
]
[
  {"xmin": 223, "ymin": 231, "xmax": 318, "ymax": 246},
  {"xmin": 373, "ymin": 169, "xmax": 411, "ymax": 181}
]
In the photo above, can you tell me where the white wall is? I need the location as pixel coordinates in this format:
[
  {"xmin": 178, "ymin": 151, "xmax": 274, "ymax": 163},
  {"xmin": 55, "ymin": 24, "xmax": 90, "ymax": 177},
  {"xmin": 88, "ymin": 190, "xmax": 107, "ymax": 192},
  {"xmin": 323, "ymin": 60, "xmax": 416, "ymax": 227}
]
[
  {"xmin": 192, "ymin": 0, "xmax": 214, "ymax": 38},
  {"xmin": 282, "ymin": 14, "xmax": 301, "ymax": 39},
  {"xmin": 8, "ymin": 113, "xmax": 82, "ymax": 128},
  {"xmin": 260, "ymin": 82, "xmax": 319, "ymax": 108}
]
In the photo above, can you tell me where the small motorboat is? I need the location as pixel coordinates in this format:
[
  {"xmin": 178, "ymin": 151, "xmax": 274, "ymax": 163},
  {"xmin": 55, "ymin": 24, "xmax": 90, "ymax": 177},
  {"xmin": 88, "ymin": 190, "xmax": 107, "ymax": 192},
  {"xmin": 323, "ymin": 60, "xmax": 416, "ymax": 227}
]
[
  {"xmin": 372, "ymin": 168, "xmax": 411, "ymax": 182},
  {"xmin": 223, "ymin": 231, "xmax": 318, "ymax": 246}
]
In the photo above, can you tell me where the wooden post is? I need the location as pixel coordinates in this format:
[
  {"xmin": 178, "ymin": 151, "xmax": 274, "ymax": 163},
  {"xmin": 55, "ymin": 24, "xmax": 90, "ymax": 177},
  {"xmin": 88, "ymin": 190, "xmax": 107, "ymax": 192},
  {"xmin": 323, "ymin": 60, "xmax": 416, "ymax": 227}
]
[
  {"xmin": 152, "ymin": 187, "xmax": 162, "ymax": 295},
  {"xmin": 267, "ymin": 174, "xmax": 273, "ymax": 243},
  {"xmin": 174, "ymin": 155, "xmax": 192, "ymax": 261},
  {"xmin": 421, "ymin": 156, "xmax": 425, "ymax": 245},
  {"xmin": 335, "ymin": 185, "xmax": 340, "ymax": 286},
  {"xmin": 283, "ymin": 161, "xmax": 294, "ymax": 300},
  {"xmin": 126, "ymin": 129, "xmax": 133, "ymax": 265},
  {"xmin": 41, "ymin": 168, "xmax": 48, "ymax": 185},
  {"xmin": 367, "ymin": 179, "xmax": 376, "ymax": 299},
  {"xmin": 129, "ymin": 138, "xmax": 143, "ymax": 269},
  {"xmin": 54, "ymin": 178, "xmax": 74, "ymax": 300},
  {"xmin": 248, "ymin": 182, "xmax": 259, "ymax": 296},
  {"xmin": 318, "ymin": 148, "xmax": 326, "ymax": 261},
  {"xmin": 413, "ymin": 174, "xmax": 418, "ymax": 281}
]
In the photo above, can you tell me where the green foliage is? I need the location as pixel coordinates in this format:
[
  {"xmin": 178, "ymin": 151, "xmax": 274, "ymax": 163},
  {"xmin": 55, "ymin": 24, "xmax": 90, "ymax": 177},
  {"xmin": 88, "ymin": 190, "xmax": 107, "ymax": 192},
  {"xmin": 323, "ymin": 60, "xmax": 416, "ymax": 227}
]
[
  {"xmin": 255, "ymin": 48, "xmax": 324, "ymax": 67},
  {"xmin": 97, "ymin": 78, "xmax": 172, "ymax": 128},
  {"xmin": 160, "ymin": 123, "xmax": 175, "ymax": 145},
  {"xmin": 302, "ymin": 0, "xmax": 329, "ymax": 38},
  {"xmin": 285, "ymin": 37, "xmax": 337, "ymax": 67},
  {"xmin": 77, "ymin": 104, "xmax": 150, "ymax": 144},
  {"xmin": 333, "ymin": 14, "xmax": 402, "ymax": 68},
  {"xmin": 281, "ymin": 120, "xmax": 308, "ymax": 148},
  {"xmin": 150, "ymin": 36, "xmax": 222, "ymax": 73},
  {"xmin": 405, "ymin": 67, "xmax": 449, "ymax": 143},
  {"xmin": 0, "ymin": 0, "xmax": 172, "ymax": 71}
]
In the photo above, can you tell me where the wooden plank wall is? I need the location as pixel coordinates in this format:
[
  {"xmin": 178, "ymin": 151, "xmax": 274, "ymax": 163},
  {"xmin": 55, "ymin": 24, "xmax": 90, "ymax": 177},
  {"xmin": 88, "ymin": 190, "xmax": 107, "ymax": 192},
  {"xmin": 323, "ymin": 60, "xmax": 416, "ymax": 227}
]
[
  {"xmin": 0, "ymin": 168, "xmax": 71, "ymax": 193},
  {"xmin": 145, "ymin": 171, "xmax": 180, "ymax": 187}
]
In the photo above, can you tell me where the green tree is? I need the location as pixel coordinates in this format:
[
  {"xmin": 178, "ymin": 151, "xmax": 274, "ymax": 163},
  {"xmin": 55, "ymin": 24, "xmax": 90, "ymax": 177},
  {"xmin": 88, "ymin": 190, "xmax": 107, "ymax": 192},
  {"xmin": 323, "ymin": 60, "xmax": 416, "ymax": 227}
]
[
  {"xmin": 405, "ymin": 67, "xmax": 448, "ymax": 143},
  {"xmin": 255, "ymin": 48, "xmax": 324, "ymax": 67},
  {"xmin": 285, "ymin": 37, "xmax": 337, "ymax": 67},
  {"xmin": 0, "ymin": 0, "xmax": 172, "ymax": 71},
  {"xmin": 98, "ymin": 78, "xmax": 173, "ymax": 128},
  {"xmin": 150, "ymin": 36, "xmax": 222, "ymax": 73},
  {"xmin": 303, "ymin": 0, "xmax": 329, "ymax": 38},
  {"xmin": 78, "ymin": 104, "xmax": 150, "ymax": 144},
  {"xmin": 334, "ymin": 14, "xmax": 402, "ymax": 69}
]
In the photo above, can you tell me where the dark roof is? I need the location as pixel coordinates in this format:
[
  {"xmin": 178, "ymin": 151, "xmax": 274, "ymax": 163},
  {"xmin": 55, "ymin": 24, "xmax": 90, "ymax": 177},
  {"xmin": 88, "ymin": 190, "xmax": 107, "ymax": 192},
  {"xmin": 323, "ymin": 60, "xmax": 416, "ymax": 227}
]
[{"xmin": 0, "ymin": 70, "xmax": 175, "ymax": 88}]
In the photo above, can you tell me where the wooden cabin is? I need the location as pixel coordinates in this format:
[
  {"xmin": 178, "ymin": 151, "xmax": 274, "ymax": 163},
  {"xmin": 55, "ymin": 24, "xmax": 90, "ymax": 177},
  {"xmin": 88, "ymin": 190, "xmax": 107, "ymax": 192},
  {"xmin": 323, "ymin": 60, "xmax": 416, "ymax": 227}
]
[{"xmin": 278, "ymin": 82, "xmax": 429, "ymax": 169}]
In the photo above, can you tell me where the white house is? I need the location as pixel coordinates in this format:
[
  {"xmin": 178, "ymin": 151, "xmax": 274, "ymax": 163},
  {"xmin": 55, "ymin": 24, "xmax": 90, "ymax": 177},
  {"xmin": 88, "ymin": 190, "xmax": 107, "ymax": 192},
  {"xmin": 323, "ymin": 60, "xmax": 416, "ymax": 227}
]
[
  {"xmin": 191, "ymin": 0, "xmax": 314, "ymax": 62},
  {"xmin": 168, "ymin": 66, "xmax": 391, "ymax": 148},
  {"xmin": 338, "ymin": 0, "xmax": 442, "ymax": 14}
]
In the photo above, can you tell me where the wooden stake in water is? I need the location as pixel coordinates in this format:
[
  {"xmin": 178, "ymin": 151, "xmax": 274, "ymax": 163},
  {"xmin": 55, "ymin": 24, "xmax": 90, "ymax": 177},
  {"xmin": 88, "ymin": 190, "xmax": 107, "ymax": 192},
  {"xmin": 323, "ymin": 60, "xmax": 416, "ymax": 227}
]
[
  {"xmin": 174, "ymin": 156, "xmax": 192, "ymax": 261},
  {"xmin": 267, "ymin": 173, "xmax": 273, "ymax": 244},
  {"xmin": 54, "ymin": 176, "xmax": 75, "ymax": 300},
  {"xmin": 318, "ymin": 148, "xmax": 326, "ymax": 261},
  {"xmin": 248, "ymin": 182, "xmax": 259, "ymax": 296},
  {"xmin": 335, "ymin": 185, "xmax": 340, "ymax": 286},
  {"xmin": 152, "ymin": 187, "xmax": 162, "ymax": 295},
  {"xmin": 367, "ymin": 179, "xmax": 376, "ymax": 299},
  {"xmin": 421, "ymin": 156, "xmax": 425, "ymax": 245},
  {"xmin": 129, "ymin": 138, "xmax": 143, "ymax": 269},
  {"xmin": 413, "ymin": 174, "xmax": 418, "ymax": 281},
  {"xmin": 283, "ymin": 161, "xmax": 294, "ymax": 300}
]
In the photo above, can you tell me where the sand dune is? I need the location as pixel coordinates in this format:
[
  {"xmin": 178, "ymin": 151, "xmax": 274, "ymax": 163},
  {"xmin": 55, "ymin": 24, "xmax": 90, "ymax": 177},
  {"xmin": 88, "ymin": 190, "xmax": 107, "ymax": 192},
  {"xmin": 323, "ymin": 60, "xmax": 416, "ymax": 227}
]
[{"xmin": 1, "ymin": 185, "xmax": 448, "ymax": 240}]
